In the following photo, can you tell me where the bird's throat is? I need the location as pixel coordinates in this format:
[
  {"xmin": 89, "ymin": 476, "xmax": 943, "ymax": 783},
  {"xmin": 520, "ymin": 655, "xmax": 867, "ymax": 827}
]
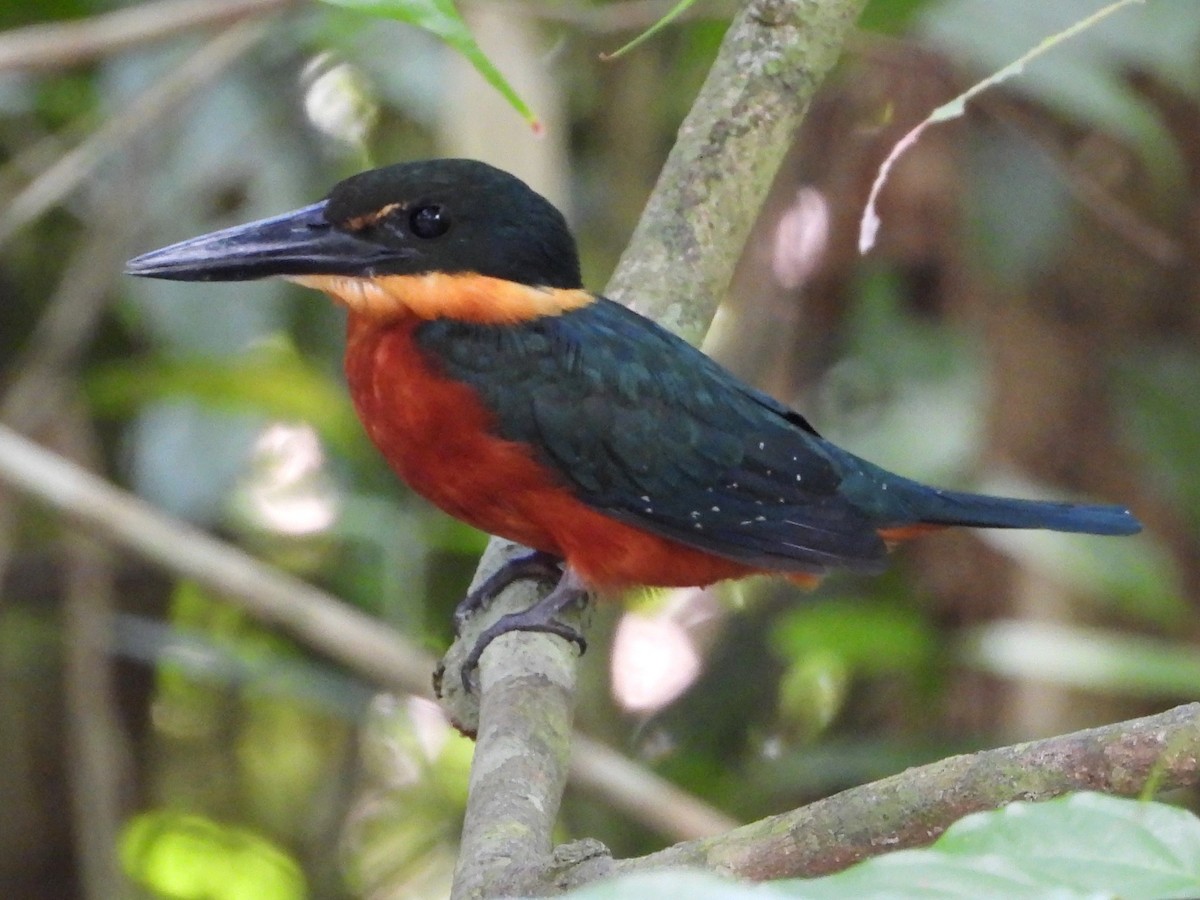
[{"xmin": 289, "ymin": 272, "xmax": 592, "ymax": 324}]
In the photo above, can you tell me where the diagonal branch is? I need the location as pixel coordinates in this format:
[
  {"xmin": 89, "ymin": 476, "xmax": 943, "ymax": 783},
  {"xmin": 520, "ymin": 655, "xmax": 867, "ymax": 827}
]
[{"xmin": 606, "ymin": 702, "xmax": 1200, "ymax": 882}]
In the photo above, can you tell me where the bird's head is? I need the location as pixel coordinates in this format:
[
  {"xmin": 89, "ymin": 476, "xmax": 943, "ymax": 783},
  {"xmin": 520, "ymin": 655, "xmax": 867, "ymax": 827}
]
[{"xmin": 126, "ymin": 159, "xmax": 587, "ymax": 322}]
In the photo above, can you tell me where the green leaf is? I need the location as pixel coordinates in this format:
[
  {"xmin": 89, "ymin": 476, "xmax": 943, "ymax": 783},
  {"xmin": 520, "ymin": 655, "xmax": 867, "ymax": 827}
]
[
  {"xmin": 318, "ymin": 0, "xmax": 539, "ymax": 128},
  {"xmin": 120, "ymin": 811, "xmax": 306, "ymax": 900},
  {"xmin": 553, "ymin": 794, "xmax": 1200, "ymax": 899},
  {"xmin": 777, "ymin": 649, "xmax": 851, "ymax": 740},
  {"xmin": 601, "ymin": 0, "xmax": 702, "ymax": 61},
  {"xmin": 932, "ymin": 793, "xmax": 1200, "ymax": 892},
  {"xmin": 553, "ymin": 870, "xmax": 783, "ymax": 900}
]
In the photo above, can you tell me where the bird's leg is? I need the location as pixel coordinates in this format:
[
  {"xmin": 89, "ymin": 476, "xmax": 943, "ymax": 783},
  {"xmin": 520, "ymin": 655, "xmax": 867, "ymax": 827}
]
[
  {"xmin": 461, "ymin": 566, "xmax": 590, "ymax": 691},
  {"xmin": 452, "ymin": 549, "xmax": 565, "ymax": 635}
]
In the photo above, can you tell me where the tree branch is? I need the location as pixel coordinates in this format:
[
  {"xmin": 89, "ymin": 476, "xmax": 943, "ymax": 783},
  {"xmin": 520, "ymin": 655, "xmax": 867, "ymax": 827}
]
[
  {"xmin": 606, "ymin": 702, "xmax": 1200, "ymax": 882},
  {"xmin": 444, "ymin": 0, "xmax": 868, "ymax": 895},
  {"xmin": 609, "ymin": 0, "xmax": 870, "ymax": 343},
  {"xmin": 444, "ymin": 543, "xmax": 587, "ymax": 900}
]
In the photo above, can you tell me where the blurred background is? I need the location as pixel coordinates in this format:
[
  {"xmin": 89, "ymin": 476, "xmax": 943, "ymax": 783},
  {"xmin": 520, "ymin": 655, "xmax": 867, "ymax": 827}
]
[{"xmin": 2, "ymin": 0, "xmax": 1199, "ymax": 896}]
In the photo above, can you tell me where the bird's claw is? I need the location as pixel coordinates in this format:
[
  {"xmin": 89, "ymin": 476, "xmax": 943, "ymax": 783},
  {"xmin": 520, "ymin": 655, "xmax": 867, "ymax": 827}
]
[
  {"xmin": 453, "ymin": 550, "xmax": 564, "ymax": 635},
  {"xmin": 461, "ymin": 615, "xmax": 587, "ymax": 692},
  {"xmin": 458, "ymin": 567, "xmax": 590, "ymax": 692}
]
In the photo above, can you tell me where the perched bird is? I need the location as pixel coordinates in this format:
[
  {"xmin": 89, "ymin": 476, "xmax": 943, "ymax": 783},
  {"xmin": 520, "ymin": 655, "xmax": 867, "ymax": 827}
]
[{"xmin": 126, "ymin": 158, "xmax": 1141, "ymax": 680}]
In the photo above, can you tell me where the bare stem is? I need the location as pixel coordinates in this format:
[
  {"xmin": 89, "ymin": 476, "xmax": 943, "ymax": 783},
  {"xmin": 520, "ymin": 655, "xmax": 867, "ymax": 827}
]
[{"xmin": 58, "ymin": 408, "xmax": 132, "ymax": 900}]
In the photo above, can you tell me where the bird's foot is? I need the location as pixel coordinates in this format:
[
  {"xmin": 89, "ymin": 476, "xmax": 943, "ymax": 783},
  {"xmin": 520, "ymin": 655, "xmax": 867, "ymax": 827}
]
[
  {"xmin": 452, "ymin": 549, "xmax": 564, "ymax": 635},
  {"xmin": 461, "ymin": 567, "xmax": 589, "ymax": 692}
]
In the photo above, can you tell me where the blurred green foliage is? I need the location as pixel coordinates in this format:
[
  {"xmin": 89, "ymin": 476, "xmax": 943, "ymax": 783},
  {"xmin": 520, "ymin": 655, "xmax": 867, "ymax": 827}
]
[
  {"xmin": 121, "ymin": 811, "xmax": 307, "ymax": 900},
  {"xmin": 87, "ymin": 340, "xmax": 370, "ymax": 462}
]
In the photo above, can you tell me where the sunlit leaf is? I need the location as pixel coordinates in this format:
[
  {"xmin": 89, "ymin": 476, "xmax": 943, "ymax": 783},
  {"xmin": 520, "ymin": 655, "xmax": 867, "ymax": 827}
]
[
  {"xmin": 318, "ymin": 0, "xmax": 539, "ymax": 128},
  {"xmin": 301, "ymin": 54, "xmax": 379, "ymax": 158},
  {"xmin": 120, "ymin": 811, "xmax": 306, "ymax": 900},
  {"xmin": 777, "ymin": 649, "xmax": 851, "ymax": 740}
]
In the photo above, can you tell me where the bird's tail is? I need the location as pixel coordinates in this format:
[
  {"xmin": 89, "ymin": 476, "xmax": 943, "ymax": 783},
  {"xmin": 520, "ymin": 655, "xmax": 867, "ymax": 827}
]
[{"xmin": 902, "ymin": 486, "xmax": 1141, "ymax": 536}]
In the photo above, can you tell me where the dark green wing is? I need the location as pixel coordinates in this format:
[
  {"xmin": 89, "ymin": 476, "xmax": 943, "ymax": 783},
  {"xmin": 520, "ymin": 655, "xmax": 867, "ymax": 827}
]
[{"xmin": 416, "ymin": 297, "xmax": 888, "ymax": 574}]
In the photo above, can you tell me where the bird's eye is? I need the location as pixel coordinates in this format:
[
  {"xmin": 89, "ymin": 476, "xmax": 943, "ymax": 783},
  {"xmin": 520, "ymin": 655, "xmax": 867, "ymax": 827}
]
[{"xmin": 409, "ymin": 205, "xmax": 450, "ymax": 239}]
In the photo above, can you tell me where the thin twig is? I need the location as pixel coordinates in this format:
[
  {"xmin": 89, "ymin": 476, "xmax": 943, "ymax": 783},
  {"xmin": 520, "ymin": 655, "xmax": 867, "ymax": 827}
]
[
  {"xmin": 2, "ymin": 218, "xmax": 133, "ymax": 430},
  {"xmin": 569, "ymin": 736, "xmax": 740, "ymax": 839},
  {"xmin": 57, "ymin": 406, "xmax": 132, "ymax": 900},
  {"xmin": 0, "ymin": 21, "xmax": 269, "ymax": 248},
  {"xmin": 0, "ymin": 0, "xmax": 292, "ymax": 72}
]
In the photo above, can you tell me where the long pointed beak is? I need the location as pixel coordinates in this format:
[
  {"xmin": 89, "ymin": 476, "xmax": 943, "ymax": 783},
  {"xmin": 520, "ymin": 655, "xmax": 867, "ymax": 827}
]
[{"xmin": 125, "ymin": 201, "xmax": 411, "ymax": 281}]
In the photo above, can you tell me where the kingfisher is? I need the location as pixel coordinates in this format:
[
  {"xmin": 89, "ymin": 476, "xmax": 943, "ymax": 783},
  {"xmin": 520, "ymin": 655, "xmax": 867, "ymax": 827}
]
[{"xmin": 126, "ymin": 158, "xmax": 1141, "ymax": 681}]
